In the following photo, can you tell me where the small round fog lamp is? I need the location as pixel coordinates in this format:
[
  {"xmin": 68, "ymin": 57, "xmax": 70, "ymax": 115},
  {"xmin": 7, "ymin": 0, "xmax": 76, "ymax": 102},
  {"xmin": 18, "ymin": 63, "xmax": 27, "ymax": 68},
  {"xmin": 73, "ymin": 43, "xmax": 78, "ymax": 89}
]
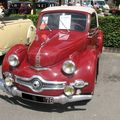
[
  {"xmin": 5, "ymin": 77, "xmax": 14, "ymax": 87},
  {"xmin": 64, "ymin": 85, "xmax": 75, "ymax": 96}
]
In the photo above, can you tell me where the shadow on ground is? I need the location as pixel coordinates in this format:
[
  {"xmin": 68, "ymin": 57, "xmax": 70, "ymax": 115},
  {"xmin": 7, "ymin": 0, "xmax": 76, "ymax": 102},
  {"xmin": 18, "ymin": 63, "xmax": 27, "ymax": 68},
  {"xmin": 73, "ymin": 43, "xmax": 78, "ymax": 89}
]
[{"xmin": 0, "ymin": 94, "xmax": 88, "ymax": 112}]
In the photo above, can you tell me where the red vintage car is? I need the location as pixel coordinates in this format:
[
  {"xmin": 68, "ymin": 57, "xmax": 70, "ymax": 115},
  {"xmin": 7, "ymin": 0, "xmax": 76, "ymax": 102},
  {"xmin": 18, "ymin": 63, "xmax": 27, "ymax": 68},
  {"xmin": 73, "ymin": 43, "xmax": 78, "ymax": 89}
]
[{"xmin": 0, "ymin": 6, "xmax": 103, "ymax": 105}]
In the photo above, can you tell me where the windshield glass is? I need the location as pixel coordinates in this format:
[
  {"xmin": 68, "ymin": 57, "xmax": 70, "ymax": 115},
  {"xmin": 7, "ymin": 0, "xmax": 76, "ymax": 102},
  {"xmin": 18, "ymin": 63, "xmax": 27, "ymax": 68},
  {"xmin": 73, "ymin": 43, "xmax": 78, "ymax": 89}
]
[{"xmin": 39, "ymin": 12, "xmax": 87, "ymax": 32}]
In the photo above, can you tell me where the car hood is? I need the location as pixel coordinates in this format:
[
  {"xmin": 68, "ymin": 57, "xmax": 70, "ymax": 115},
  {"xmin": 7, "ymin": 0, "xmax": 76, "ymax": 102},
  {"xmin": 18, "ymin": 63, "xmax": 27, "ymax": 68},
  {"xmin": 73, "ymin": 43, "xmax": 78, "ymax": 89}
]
[{"xmin": 27, "ymin": 30, "xmax": 87, "ymax": 67}]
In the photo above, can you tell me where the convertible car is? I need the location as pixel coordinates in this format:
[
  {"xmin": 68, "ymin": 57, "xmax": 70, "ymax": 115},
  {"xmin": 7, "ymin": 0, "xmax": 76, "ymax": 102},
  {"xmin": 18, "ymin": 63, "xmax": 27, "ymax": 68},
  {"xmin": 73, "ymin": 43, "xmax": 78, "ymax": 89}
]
[
  {"xmin": 0, "ymin": 6, "xmax": 103, "ymax": 105},
  {"xmin": 0, "ymin": 17, "xmax": 36, "ymax": 56}
]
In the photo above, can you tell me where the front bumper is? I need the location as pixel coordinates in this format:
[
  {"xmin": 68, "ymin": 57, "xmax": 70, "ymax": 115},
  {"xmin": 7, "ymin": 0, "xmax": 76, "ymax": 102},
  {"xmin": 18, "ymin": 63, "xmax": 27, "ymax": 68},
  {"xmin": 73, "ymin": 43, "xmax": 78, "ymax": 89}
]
[{"xmin": 0, "ymin": 78, "xmax": 92, "ymax": 104}]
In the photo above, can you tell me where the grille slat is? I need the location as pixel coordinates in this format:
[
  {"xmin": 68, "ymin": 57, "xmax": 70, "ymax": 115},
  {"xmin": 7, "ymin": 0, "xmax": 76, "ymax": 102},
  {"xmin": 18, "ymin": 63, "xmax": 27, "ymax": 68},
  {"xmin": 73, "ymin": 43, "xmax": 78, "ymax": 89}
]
[{"xmin": 15, "ymin": 75, "xmax": 66, "ymax": 92}]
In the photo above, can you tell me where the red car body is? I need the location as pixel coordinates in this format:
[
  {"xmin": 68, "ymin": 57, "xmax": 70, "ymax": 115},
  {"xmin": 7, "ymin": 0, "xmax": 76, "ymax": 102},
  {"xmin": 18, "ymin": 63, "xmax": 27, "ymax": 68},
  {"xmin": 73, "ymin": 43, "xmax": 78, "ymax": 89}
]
[{"xmin": 0, "ymin": 6, "xmax": 103, "ymax": 105}]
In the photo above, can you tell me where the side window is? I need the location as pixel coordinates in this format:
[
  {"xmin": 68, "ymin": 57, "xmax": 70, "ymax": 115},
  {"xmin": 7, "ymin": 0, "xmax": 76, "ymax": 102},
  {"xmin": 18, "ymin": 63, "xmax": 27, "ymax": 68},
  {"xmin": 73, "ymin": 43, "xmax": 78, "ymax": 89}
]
[{"xmin": 90, "ymin": 13, "xmax": 97, "ymax": 30}]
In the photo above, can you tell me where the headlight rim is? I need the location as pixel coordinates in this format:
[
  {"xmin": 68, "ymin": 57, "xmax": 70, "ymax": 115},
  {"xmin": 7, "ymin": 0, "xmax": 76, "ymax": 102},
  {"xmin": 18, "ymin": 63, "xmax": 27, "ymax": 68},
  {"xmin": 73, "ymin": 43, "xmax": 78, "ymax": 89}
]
[
  {"xmin": 64, "ymin": 85, "xmax": 75, "ymax": 96},
  {"xmin": 62, "ymin": 60, "xmax": 76, "ymax": 75},
  {"xmin": 8, "ymin": 54, "xmax": 19, "ymax": 67}
]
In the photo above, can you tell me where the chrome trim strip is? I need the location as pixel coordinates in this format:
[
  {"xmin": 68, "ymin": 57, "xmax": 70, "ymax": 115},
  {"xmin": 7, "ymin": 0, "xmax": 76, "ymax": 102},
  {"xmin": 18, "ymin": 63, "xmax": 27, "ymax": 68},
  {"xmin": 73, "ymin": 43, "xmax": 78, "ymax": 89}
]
[
  {"xmin": 70, "ymin": 80, "xmax": 88, "ymax": 88},
  {"xmin": 30, "ymin": 66, "xmax": 50, "ymax": 71},
  {"xmin": 15, "ymin": 75, "xmax": 65, "ymax": 84},
  {"xmin": 15, "ymin": 75, "xmax": 66, "ymax": 92}
]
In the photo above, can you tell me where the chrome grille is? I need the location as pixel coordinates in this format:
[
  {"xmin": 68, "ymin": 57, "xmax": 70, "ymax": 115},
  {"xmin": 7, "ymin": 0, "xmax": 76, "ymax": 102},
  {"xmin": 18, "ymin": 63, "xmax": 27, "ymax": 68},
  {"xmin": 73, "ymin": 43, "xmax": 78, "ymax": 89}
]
[{"xmin": 15, "ymin": 75, "xmax": 66, "ymax": 92}]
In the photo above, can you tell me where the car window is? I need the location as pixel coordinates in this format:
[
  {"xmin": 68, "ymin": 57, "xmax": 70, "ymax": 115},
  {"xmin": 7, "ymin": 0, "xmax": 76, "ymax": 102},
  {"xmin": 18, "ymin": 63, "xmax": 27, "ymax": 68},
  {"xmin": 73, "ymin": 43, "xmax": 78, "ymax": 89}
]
[
  {"xmin": 90, "ymin": 13, "xmax": 97, "ymax": 30},
  {"xmin": 39, "ymin": 12, "xmax": 87, "ymax": 32}
]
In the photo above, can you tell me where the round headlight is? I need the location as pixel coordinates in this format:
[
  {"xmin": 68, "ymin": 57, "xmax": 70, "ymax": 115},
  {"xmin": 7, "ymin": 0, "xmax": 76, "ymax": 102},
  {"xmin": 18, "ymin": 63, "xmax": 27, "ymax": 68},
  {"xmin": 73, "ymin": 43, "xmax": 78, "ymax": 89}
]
[
  {"xmin": 64, "ymin": 85, "xmax": 75, "ymax": 96},
  {"xmin": 62, "ymin": 60, "xmax": 76, "ymax": 74},
  {"xmin": 8, "ymin": 54, "xmax": 19, "ymax": 67}
]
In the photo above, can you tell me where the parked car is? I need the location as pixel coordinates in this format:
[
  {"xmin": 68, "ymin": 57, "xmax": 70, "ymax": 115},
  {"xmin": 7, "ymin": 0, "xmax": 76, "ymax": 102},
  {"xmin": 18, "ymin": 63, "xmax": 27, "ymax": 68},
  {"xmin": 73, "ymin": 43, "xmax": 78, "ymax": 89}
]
[
  {"xmin": 35, "ymin": 1, "xmax": 58, "ymax": 13},
  {"xmin": 0, "ymin": 6, "xmax": 103, "ymax": 105},
  {"xmin": 0, "ymin": 17, "xmax": 36, "ymax": 56},
  {"xmin": 8, "ymin": 2, "xmax": 32, "ymax": 14}
]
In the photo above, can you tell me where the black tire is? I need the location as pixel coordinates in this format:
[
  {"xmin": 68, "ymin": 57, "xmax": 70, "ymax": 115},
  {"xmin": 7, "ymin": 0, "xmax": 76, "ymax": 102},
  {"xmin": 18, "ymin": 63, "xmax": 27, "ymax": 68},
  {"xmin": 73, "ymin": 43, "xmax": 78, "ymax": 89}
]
[{"xmin": 96, "ymin": 58, "xmax": 99, "ymax": 83}]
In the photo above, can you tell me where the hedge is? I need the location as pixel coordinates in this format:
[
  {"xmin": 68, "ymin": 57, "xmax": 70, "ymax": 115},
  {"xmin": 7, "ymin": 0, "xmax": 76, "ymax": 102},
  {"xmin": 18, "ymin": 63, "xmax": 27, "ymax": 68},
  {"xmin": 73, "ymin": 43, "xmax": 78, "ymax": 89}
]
[
  {"xmin": 99, "ymin": 16, "xmax": 120, "ymax": 48},
  {"xmin": 27, "ymin": 14, "xmax": 39, "ymax": 26},
  {"xmin": 11, "ymin": 14, "xmax": 120, "ymax": 48}
]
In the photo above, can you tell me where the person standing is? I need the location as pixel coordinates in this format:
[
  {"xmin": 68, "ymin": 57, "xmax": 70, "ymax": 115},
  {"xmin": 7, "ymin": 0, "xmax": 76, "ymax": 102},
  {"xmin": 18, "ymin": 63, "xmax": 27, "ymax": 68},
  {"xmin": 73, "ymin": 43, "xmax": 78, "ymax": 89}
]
[{"xmin": 0, "ymin": 3, "xmax": 5, "ymax": 18}]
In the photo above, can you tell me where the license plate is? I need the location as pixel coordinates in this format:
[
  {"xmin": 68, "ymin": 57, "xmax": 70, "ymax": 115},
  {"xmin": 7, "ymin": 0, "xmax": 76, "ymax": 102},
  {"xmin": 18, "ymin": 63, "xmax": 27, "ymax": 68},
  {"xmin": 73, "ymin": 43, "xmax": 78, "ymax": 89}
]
[{"xmin": 22, "ymin": 93, "xmax": 54, "ymax": 104}]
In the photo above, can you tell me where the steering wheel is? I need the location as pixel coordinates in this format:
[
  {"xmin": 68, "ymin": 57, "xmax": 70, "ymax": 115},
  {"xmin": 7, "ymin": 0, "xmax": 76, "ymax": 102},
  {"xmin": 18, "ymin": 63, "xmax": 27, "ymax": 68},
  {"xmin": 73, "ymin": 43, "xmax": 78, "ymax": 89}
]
[{"xmin": 71, "ymin": 22, "xmax": 84, "ymax": 31}]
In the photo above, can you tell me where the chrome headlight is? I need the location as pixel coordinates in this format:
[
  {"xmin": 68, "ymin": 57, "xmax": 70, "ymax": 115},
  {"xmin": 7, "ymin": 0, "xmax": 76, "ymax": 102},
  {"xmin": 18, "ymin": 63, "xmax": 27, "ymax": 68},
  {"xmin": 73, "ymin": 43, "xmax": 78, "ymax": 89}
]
[
  {"xmin": 64, "ymin": 85, "xmax": 75, "ymax": 96},
  {"xmin": 8, "ymin": 54, "xmax": 19, "ymax": 67},
  {"xmin": 62, "ymin": 60, "xmax": 76, "ymax": 75}
]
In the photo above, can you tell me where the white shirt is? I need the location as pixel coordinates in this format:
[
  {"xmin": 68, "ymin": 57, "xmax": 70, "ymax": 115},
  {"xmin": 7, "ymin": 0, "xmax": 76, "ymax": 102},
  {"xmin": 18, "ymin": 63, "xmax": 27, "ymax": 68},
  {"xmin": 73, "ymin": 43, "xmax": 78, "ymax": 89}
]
[
  {"xmin": 0, "ymin": 8, "xmax": 3, "ymax": 13},
  {"xmin": 0, "ymin": 8, "xmax": 4, "ymax": 18}
]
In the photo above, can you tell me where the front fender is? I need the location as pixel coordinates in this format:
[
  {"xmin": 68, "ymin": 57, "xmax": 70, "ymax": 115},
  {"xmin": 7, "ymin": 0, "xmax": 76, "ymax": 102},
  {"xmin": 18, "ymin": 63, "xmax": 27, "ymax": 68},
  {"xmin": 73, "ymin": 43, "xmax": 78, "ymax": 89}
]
[
  {"xmin": 2, "ymin": 44, "xmax": 28, "ymax": 73},
  {"xmin": 74, "ymin": 49, "xmax": 98, "ymax": 92}
]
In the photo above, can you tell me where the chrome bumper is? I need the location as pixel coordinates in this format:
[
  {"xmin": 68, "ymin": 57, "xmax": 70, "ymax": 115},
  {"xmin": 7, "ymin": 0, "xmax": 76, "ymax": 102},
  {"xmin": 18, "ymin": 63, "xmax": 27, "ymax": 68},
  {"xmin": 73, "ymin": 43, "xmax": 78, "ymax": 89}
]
[
  {"xmin": 53, "ymin": 94, "xmax": 92, "ymax": 104},
  {"xmin": 0, "ymin": 78, "xmax": 92, "ymax": 104}
]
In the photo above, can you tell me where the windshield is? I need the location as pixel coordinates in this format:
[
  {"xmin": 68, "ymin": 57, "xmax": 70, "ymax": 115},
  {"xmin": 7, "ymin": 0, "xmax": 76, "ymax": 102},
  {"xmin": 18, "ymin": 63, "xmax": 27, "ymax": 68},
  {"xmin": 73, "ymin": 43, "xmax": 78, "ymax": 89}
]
[{"xmin": 39, "ymin": 12, "xmax": 87, "ymax": 32}]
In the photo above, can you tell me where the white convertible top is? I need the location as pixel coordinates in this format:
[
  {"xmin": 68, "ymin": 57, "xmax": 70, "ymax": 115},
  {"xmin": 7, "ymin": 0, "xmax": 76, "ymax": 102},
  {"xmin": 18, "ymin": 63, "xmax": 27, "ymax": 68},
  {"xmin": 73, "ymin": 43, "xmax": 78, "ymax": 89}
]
[{"xmin": 42, "ymin": 6, "xmax": 96, "ymax": 14}]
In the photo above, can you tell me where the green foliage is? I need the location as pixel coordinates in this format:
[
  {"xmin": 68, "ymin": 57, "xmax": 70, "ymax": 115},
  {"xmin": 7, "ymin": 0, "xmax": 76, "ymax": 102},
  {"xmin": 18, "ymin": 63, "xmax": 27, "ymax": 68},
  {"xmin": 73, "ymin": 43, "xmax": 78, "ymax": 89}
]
[
  {"xmin": 99, "ymin": 16, "xmax": 120, "ymax": 48},
  {"xmin": 10, "ymin": 14, "xmax": 39, "ymax": 25},
  {"xmin": 27, "ymin": 14, "xmax": 39, "ymax": 26}
]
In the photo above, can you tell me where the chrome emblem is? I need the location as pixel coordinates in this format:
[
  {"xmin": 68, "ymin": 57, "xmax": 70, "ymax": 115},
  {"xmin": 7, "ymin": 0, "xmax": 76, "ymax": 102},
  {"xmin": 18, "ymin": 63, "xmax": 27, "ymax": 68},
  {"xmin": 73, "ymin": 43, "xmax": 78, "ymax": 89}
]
[{"xmin": 32, "ymin": 79, "xmax": 43, "ymax": 90}]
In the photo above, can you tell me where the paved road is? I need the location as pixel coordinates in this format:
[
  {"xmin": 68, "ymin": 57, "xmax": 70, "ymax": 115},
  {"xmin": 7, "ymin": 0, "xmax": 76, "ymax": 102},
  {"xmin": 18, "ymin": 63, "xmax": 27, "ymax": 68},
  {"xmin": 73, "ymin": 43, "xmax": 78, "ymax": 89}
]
[{"xmin": 0, "ymin": 52, "xmax": 120, "ymax": 120}]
